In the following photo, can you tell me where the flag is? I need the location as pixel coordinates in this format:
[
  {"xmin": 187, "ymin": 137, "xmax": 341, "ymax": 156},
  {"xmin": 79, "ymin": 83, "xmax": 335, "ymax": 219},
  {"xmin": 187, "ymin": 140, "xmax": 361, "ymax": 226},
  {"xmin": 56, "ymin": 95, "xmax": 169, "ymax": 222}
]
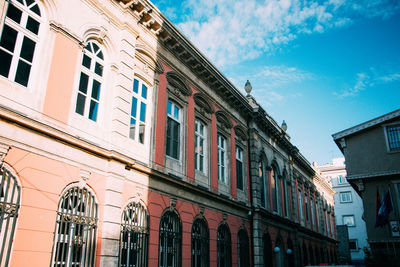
[
  {"xmin": 376, "ymin": 189, "xmax": 381, "ymax": 217},
  {"xmin": 375, "ymin": 190, "xmax": 393, "ymax": 228}
]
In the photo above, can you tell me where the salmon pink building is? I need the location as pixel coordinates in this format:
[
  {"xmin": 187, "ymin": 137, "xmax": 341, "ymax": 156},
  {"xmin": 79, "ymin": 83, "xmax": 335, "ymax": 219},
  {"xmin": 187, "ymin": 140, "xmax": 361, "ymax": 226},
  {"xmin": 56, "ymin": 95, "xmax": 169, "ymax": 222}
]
[{"xmin": 0, "ymin": 0, "xmax": 336, "ymax": 266}]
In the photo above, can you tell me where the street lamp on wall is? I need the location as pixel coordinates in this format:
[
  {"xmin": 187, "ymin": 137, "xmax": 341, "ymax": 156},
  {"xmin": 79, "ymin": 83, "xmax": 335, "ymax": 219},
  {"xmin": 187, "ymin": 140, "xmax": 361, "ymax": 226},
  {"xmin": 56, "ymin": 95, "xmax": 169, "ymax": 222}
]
[
  {"xmin": 274, "ymin": 247, "xmax": 280, "ymax": 253},
  {"xmin": 286, "ymin": 249, "xmax": 293, "ymax": 255}
]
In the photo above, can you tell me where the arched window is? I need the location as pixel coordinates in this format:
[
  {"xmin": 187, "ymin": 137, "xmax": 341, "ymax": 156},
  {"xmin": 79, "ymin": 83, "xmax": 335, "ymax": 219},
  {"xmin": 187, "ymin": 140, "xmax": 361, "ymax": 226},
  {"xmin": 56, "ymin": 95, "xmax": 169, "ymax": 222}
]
[
  {"xmin": 191, "ymin": 217, "xmax": 209, "ymax": 267},
  {"xmin": 0, "ymin": 164, "xmax": 21, "ymax": 266},
  {"xmin": 217, "ymin": 224, "xmax": 231, "ymax": 267},
  {"xmin": 120, "ymin": 201, "xmax": 149, "ymax": 267},
  {"xmin": 129, "ymin": 78, "xmax": 149, "ymax": 144},
  {"xmin": 159, "ymin": 209, "xmax": 181, "ymax": 267},
  {"xmin": 237, "ymin": 229, "xmax": 249, "ymax": 267},
  {"xmin": 0, "ymin": 0, "xmax": 41, "ymax": 87},
  {"xmin": 51, "ymin": 186, "xmax": 98, "ymax": 267},
  {"xmin": 263, "ymin": 232, "xmax": 273, "ymax": 267},
  {"xmin": 270, "ymin": 166, "xmax": 279, "ymax": 213},
  {"xmin": 75, "ymin": 41, "xmax": 104, "ymax": 122},
  {"xmin": 275, "ymin": 238, "xmax": 284, "ymax": 267},
  {"xmin": 287, "ymin": 239, "xmax": 295, "ymax": 267}
]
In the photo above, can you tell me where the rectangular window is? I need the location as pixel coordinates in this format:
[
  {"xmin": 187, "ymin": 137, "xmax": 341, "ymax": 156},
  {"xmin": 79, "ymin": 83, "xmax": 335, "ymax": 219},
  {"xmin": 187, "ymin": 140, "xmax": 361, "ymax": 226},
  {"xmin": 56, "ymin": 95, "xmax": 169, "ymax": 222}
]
[
  {"xmin": 387, "ymin": 125, "xmax": 400, "ymax": 151},
  {"xmin": 259, "ymin": 162, "xmax": 266, "ymax": 208},
  {"xmin": 129, "ymin": 78, "xmax": 148, "ymax": 144},
  {"xmin": 298, "ymin": 189, "xmax": 304, "ymax": 225},
  {"xmin": 338, "ymin": 176, "xmax": 346, "ymax": 184},
  {"xmin": 217, "ymin": 134, "xmax": 226, "ymax": 183},
  {"xmin": 195, "ymin": 120, "xmax": 205, "ymax": 172},
  {"xmin": 349, "ymin": 239, "xmax": 358, "ymax": 250},
  {"xmin": 340, "ymin": 191, "xmax": 352, "ymax": 203},
  {"xmin": 236, "ymin": 146, "xmax": 243, "ymax": 191},
  {"xmin": 166, "ymin": 101, "xmax": 180, "ymax": 160},
  {"xmin": 343, "ymin": 215, "xmax": 355, "ymax": 227},
  {"xmin": 305, "ymin": 194, "xmax": 310, "ymax": 224},
  {"xmin": 311, "ymin": 197, "xmax": 315, "ymax": 228}
]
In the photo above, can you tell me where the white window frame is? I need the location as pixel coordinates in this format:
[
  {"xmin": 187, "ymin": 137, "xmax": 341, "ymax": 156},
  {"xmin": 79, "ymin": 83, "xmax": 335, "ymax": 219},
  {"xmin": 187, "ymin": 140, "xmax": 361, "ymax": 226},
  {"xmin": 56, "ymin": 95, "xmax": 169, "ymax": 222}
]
[
  {"xmin": 217, "ymin": 134, "xmax": 227, "ymax": 183},
  {"xmin": 129, "ymin": 77, "xmax": 148, "ymax": 144},
  {"xmin": 338, "ymin": 176, "xmax": 345, "ymax": 184},
  {"xmin": 195, "ymin": 120, "xmax": 206, "ymax": 173},
  {"xmin": 343, "ymin": 215, "xmax": 355, "ymax": 227},
  {"xmin": 0, "ymin": 0, "xmax": 42, "ymax": 87},
  {"xmin": 74, "ymin": 41, "xmax": 104, "ymax": 122},
  {"xmin": 236, "ymin": 146, "xmax": 244, "ymax": 191},
  {"xmin": 340, "ymin": 191, "xmax": 352, "ymax": 203},
  {"xmin": 166, "ymin": 100, "xmax": 181, "ymax": 160},
  {"xmin": 385, "ymin": 124, "xmax": 400, "ymax": 152}
]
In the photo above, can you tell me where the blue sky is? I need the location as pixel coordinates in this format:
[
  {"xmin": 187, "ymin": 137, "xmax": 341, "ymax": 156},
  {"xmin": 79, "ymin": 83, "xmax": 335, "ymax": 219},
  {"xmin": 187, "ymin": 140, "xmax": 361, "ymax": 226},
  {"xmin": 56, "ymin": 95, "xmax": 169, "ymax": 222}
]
[{"xmin": 151, "ymin": 0, "xmax": 400, "ymax": 165}]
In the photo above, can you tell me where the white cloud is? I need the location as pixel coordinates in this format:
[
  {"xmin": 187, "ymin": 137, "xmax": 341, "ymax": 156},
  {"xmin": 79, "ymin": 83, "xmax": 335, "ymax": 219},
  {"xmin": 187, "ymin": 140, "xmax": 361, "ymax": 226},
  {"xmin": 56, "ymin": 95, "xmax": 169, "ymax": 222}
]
[
  {"xmin": 334, "ymin": 68, "xmax": 400, "ymax": 98},
  {"xmin": 256, "ymin": 65, "xmax": 314, "ymax": 86},
  {"xmin": 173, "ymin": 0, "xmax": 400, "ymax": 67}
]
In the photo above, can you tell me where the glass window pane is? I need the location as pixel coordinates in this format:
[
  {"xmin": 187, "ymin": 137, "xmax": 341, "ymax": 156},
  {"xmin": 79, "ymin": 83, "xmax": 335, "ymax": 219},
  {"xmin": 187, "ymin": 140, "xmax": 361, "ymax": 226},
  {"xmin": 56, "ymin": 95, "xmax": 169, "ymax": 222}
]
[
  {"xmin": 131, "ymin": 97, "xmax": 137, "ymax": 118},
  {"xmin": 97, "ymin": 50, "xmax": 103, "ymax": 60},
  {"xmin": 129, "ymin": 118, "xmax": 136, "ymax": 139},
  {"xmin": 0, "ymin": 50, "xmax": 12, "ymax": 78},
  {"xmin": 14, "ymin": 60, "xmax": 31, "ymax": 86},
  {"xmin": 91, "ymin": 80, "xmax": 101, "ymax": 100},
  {"xmin": 29, "ymin": 3, "xmax": 41, "ymax": 16},
  {"xmin": 89, "ymin": 100, "xmax": 98, "ymax": 121},
  {"xmin": 6, "ymin": 4, "xmax": 22, "ymax": 23},
  {"xmin": 26, "ymin": 16, "xmax": 40, "ymax": 34},
  {"xmin": 0, "ymin": 25, "xmax": 18, "ymax": 52},
  {"xmin": 75, "ymin": 93, "xmax": 86, "ymax": 115},
  {"xmin": 139, "ymin": 123, "xmax": 145, "ymax": 144},
  {"xmin": 167, "ymin": 101, "xmax": 172, "ymax": 115},
  {"xmin": 174, "ymin": 105, "xmax": 179, "ymax": 119},
  {"xmin": 140, "ymin": 102, "xmax": 146, "ymax": 122},
  {"xmin": 133, "ymin": 79, "xmax": 139, "ymax": 93},
  {"xmin": 25, "ymin": 0, "xmax": 34, "ymax": 6},
  {"xmin": 141, "ymin": 84, "xmax": 147, "ymax": 99},
  {"xmin": 20, "ymin": 36, "xmax": 36, "ymax": 62},
  {"xmin": 82, "ymin": 54, "xmax": 91, "ymax": 69},
  {"xmin": 78, "ymin": 72, "xmax": 89, "ymax": 93},
  {"xmin": 92, "ymin": 42, "xmax": 99, "ymax": 53},
  {"xmin": 94, "ymin": 62, "xmax": 103, "ymax": 76}
]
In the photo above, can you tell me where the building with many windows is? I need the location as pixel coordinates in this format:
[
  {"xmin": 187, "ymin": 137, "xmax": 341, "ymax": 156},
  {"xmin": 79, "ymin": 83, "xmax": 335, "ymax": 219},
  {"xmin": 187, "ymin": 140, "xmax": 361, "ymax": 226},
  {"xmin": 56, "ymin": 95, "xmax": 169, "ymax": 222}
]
[
  {"xmin": 316, "ymin": 158, "xmax": 369, "ymax": 265},
  {"xmin": 0, "ymin": 0, "xmax": 336, "ymax": 266},
  {"xmin": 333, "ymin": 109, "xmax": 400, "ymax": 266}
]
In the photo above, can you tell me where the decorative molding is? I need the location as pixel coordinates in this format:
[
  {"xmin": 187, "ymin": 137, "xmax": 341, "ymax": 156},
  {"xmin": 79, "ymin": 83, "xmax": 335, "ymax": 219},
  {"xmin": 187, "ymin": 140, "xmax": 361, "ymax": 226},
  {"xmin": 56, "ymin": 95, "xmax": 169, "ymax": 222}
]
[
  {"xmin": 347, "ymin": 170, "xmax": 400, "ymax": 180},
  {"xmin": 166, "ymin": 71, "xmax": 192, "ymax": 96},
  {"xmin": 49, "ymin": 21, "xmax": 83, "ymax": 45},
  {"xmin": 234, "ymin": 125, "xmax": 249, "ymax": 141},
  {"xmin": 215, "ymin": 110, "xmax": 233, "ymax": 129},
  {"xmin": 193, "ymin": 93, "xmax": 214, "ymax": 114},
  {"xmin": 80, "ymin": 169, "xmax": 91, "ymax": 182}
]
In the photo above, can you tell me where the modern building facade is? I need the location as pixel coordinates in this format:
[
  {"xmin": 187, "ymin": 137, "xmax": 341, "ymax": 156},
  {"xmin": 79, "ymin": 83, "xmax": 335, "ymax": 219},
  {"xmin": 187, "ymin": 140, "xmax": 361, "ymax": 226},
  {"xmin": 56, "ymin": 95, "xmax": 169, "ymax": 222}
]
[
  {"xmin": 0, "ymin": 0, "xmax": 336, "ymax": 266},
  {"xmin": 316, "ymin": 158, "xmax": 369, "ymax": 265},
  {"xmin": 333, "ymin": 109, "xmax": 400, "ymax": 266}
]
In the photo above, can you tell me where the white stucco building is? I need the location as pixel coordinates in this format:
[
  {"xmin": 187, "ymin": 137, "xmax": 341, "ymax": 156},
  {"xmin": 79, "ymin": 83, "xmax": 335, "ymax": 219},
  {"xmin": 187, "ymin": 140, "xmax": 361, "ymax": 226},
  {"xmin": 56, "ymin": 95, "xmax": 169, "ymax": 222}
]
[{"xmin": 316, "ymin": 158, "xmax": 369, "ymax": 266}]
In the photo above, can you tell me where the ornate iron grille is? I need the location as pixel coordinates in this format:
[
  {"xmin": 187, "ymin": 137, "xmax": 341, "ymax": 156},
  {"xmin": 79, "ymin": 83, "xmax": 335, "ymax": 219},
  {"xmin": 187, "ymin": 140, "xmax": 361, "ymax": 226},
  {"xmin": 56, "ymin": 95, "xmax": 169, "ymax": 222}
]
[
  {"xmin": 52, "ymin": 187, "xmax": 97, "ymax": 267},
  {"xmin": 159, "ymin": 210, "xmax": 181, "ymax": 267},
  {"xmin": 0, "ymin": 165, "xmax": 20, "ymax": 266},
  {"xmin": 191, "ymin": 218, "xmax": 209, "ymax": 267},
  {"xmin": 237, "ymin": 229, "xmax": 249, "ymax": 267},
  {"xmin": 120, "ymin": 202, "xmax": 149, "ymax": 267},
  {"xmin": 217, "ymin": 224, "xmax": 231, "ymax": 267}
]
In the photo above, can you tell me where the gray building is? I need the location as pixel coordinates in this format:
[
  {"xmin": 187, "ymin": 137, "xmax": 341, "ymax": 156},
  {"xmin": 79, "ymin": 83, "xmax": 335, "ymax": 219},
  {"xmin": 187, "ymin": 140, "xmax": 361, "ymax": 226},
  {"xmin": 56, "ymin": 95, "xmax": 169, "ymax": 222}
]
[
  {"xmin": 316, "ymin": 158, "xmax": 369, "ymax": 266},
  {"xmin": 333, "ymin": 109, "xmax": 400, "ymax": 266}
]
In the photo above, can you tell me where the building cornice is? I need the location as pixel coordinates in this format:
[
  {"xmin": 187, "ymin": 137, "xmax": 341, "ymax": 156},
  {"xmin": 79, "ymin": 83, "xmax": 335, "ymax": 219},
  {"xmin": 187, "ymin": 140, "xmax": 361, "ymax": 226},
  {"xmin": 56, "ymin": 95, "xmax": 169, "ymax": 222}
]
[
  {"xmin": 347, "ymin": 170, "xmax": 400, "ymax": 180},
  {"xmin": 332, "ymin": 108, "xmax": 400, "ymax": 141},
  {"xmin": 115, "ymin": 0, "xmax": 253, "ymax": 118}
]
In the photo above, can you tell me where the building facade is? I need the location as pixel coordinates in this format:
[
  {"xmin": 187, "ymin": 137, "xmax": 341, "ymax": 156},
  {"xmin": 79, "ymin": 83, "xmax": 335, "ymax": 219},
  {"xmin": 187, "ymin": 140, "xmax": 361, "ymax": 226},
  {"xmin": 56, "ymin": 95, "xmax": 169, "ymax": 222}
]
[
  {"xmin": 316, "ymin": 158, "xmax": 369, "ymax": 265},
  {"xmin": 0, "ymin": 0, "xmax": 336, "ymax": 266},
  {"xmin": 333, "ymin": 109, "xmax": 400, "ymax": 266}
]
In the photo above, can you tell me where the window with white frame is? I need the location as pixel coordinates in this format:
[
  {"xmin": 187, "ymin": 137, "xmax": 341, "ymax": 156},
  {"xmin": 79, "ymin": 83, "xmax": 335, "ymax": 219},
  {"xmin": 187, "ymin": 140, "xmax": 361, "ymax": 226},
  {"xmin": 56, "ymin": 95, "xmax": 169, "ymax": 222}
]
[
  {"xmin": 340, "ymin": 191, "xmax": 352, "ymax": 203},
  {"xmin": 343, "ymin": 215, "xmax": 355, "ymax": 227},
  {"xmin": 195, "ymin": 120, "xmax": 206, "ymax": 173},
  {"xmin": 259, "ymin": 161, "xmax": 268, "ymax": 209},
  {"xmin": 166, "ymin": 101, "xmax": 181, "ymax": 160},
  {"xmin": 75, "ymin": 41, "xmax": 104, "ymax": 122},
  {"xmin": 217, "ymin": 134, "xmax": 226, "ymax": 183},
  {"xmin": 236, "ymin": 146, "xmax": 244, "ymax": 191},
  {"xmin": 271, "ymin": 168, "xmax": 279, "ymax": 213},
  {"xmin": 129, "ymin": 78, "xmax": 148, "ymax": 144},
  {"xmin": 386, "ymin": 125, "xmax": 400, "ymax": 151},
  {"xmin": 0, "ymin": 0, "xmax": 41, "ymax": 87}
]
